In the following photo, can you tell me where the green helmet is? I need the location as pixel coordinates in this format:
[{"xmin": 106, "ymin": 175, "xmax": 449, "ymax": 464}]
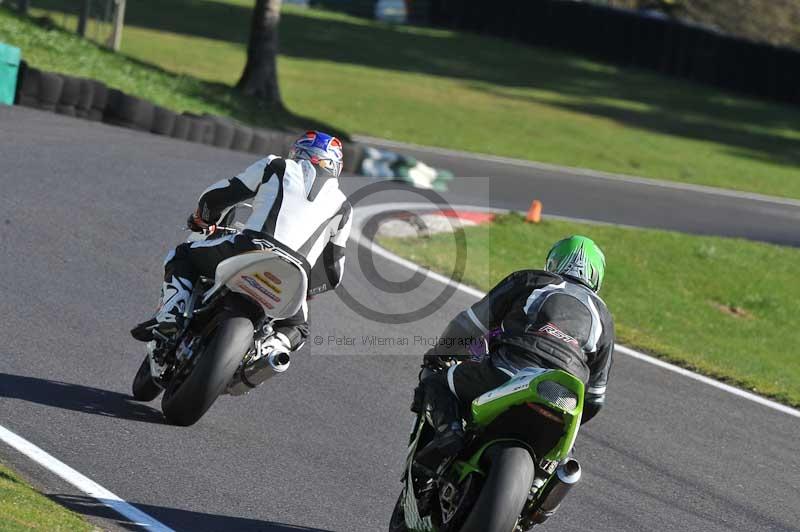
[{"xmin": 545, "ymin": 235, "xmax": 606, "ymax": 292}]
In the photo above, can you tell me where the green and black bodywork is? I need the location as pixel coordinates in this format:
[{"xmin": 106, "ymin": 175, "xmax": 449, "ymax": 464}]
[{"xmin": 390, "ymin": 366, "xmax": 585, "ymax": 532}]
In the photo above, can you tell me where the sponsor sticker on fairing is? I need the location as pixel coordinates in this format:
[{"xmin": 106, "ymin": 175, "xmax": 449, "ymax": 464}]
[
  {"xmin": 241, "ymin": 275, "xmax": 281, "ymax": 302},
  {"xmin": 261, "ymin": 271, "xmax": 282, "ymax": 285},
  {"xmin": 255, "ymin": 273, "xmax": 282, "ymax": 293},
  {"xmin": 236, "ymin": 283, "xmax": 275, "ymax": 309}
]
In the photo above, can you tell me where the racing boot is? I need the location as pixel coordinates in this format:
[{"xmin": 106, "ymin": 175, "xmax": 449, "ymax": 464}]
[
  {"xmin": 413, "ymin": 379, "xmax": 465, "ymax": 474},
  {"xmin": 130, "ymin": 277, "xmax": 192, "ymax": 341},
  {"xmin": 414, "ymin": 421, "xmax": 465, "ymax": 474}
]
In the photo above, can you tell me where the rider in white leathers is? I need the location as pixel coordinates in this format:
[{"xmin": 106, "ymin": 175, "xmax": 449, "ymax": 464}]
[{"xmin": 131, "ymin": 131, "xmax": 352, "ymax": 358}]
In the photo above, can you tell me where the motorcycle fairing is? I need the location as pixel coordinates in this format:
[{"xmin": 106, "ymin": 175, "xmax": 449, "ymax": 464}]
[
  {"xmin": 470, "ymin": 367, "xmax": 584, "ymax": 462},
  {"xmin": 203, "ymin": 249, "xmax": 308, "ymax": 320}
]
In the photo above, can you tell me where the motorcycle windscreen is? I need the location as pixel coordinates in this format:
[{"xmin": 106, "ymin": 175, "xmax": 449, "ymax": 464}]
[{"xmin": 210, "ymin": 250, "xmax": 308, "ymax": 320}]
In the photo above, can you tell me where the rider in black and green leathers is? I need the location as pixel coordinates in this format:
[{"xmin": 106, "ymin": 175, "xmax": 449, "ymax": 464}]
[{"xmin": 415, "ymin": 236, "xmax": 615, "ymax": 469}]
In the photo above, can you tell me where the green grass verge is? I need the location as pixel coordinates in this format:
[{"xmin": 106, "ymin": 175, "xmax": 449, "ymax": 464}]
[
  {"xmin": 0, "ymin": 6, "xmax": 344, "ymax": 136},
  {"xmin": 379, "ymin": 213, "xmax": 800, "ymax": 407},
  {"xmin": 0, "ymin": 462, "xmax": 92, "ymax": 531},
  {"xmin": 6, "ymin": 1, "xmax": 800, "ymax": 198}
]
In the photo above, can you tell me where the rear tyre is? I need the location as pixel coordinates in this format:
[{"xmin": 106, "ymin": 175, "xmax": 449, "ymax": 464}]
[
  {"xmin": 459, "ymin": 446, "xmax": 535, "ymax": 532},
  {"xmin": 131, "ymin": 355, "xmax": 161, "ymax": 401},
  {"xmin": 161, "ymin": 317, "xmax": 253, "ymax": 426}
]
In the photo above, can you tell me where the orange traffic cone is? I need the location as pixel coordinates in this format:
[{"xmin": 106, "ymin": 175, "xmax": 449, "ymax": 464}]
[{"xmin": 525, "ymin": 200, "xmax": 542, "ymax": 223}]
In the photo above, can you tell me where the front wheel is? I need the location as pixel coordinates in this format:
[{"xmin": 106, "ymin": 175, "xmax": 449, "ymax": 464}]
[
  {"xmin": 131, "ymin": 354, "xmax": 161, "ymax": 401},
  {"xmin": 388, "ymin": 493, "xmax": 409, "ymax": 532},
  {"xmin": 459, "ymin": 445, "xmax": 535, "ymax": 532},
  {"xmin": 161, "ymin": 316, "xmax": 253, "ymax": 426}
]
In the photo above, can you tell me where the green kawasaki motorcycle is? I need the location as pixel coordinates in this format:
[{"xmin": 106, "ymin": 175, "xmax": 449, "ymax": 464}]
[{"xmin": 390, "ymin": 366, "xmax": 584, "ymax": 532}]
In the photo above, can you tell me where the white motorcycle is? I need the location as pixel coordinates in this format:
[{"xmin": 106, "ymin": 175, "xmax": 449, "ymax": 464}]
[{"xmin": 131, "ymin": 207, "xmax": 307, "ymax": 426}]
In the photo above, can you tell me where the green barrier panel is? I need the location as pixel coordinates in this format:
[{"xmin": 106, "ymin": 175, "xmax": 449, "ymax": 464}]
[{"xmin": 0, "ymin": 42, "xmax": 21, "ymax": 106}]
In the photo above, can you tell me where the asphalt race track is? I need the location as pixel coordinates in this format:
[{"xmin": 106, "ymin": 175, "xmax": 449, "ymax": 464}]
[
  {"xmin": 1, "ymin": 106, "xmax": 798, "ymax": 531},
  {"xmin": 362, "ymin": 137, "xmax": 800, "ymax": 248}
]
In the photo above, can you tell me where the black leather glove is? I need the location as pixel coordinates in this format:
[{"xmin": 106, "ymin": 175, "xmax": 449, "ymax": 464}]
[
  {"xmin": 422, "ymin": 353, "xmax": 452, "ymax": 372},
  {"xmin": 187, "ymin": 209, "xmax": 212, "ymax": 233}
]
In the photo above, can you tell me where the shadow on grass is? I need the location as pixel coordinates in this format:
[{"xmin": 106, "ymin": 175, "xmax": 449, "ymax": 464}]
[
  {"xmin": 0, "ymin": 373, "xmax": 165, "ymax": 425},
  {"xmin": 23, "ymin": 1, "xmax": 800, "ymax": 166},
  {"xmin": 0, "ymin": 471, "xmax": 21, "ymax": 485},
  {"xmin": 113, "ymin": 50, "xmax": 350, "ymax": 136},
  {"xmin": 5, "ymin": 5, "xmax": 347, "ymax": 136},
  {"xmin": 50, "ymin": 494, "xmax": 334, "ymax": 532},
  {"xmin": 472, "ymin": 83, "xmax": 800, "ymax": 169},
  {"xmin": 32, "ymin": 0, "xmax": 253, "ymax": 44}
]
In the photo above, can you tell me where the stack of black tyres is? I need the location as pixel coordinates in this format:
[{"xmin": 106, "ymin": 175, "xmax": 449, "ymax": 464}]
[
  {"xmin": 104, "ymin": 90, "xmax": 155, "ymax": 131},
  {"xmin": 182, "ymin": 112, "xmax": 214, "ymax": 144},
  {"xmin": 200, "ymin": 114, "xmax": 256, "ymax": 153},
  {"xmin": 231, "ymin": 126, "xmax": 253, "ymax": 152},
  {"xmin": 56, "ymin": 75, "xmax": 80, "ymax": 117},
  {"xmin": 13, "ymin": 64, "xmax": 366, "ymax": 173},
  {"xmin": 15, "ymin": 62, "xmax": 37, "ymax": 108},
  {"xmin": 205, "ymin": 114, "xmax": 236, "ymax": 149},
  {"xmin": 15, "ymin": 64, "xmax": 110, "ymax": 123},
  {"xmin": 171, "ymin": 114, "xmax": 192, "ymax": 141},
  {"xmin": 247, "ymin": 131, "xmax": 271, "ymax": 154},
  {"xmin": 75, "ymin": 78, "xmax": 94, "ymax": 120},
  {"xmin": 151, "ymin": 106, "xmax": 177, "ymax": 136},
  {"xmin": 88, "ymin": 80, "xmax": 107, "ymax": 122}
]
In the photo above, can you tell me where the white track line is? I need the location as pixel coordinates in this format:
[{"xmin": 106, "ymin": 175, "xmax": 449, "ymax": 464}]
[
  {"xmin": 352, "ymin": 203, "xmax": 800, "ymax": 419},
  {"xmin": 355, "ymin": 135, "xmax": 800, "ymax": 209},
  {"xmin": 0, "ymin": 425, "xmax": 174, "ymax": 531}
]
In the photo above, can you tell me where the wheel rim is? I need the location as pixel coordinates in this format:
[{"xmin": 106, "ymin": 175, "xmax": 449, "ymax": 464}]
[
  {"xmin": 439, "ymin": 474, "xmax": 478, "ymax": 528},
  {"xmin": 164, "ymin": 335, "xmax": 206, "ymax": 399}
]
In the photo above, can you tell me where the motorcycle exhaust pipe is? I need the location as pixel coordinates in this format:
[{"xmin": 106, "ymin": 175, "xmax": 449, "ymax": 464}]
[
  {"xmin": 529, "ymin": 458, "xmax": 581, "ymax": 524},
  {"xmin": 227, "ymin": 350, "xmax": 291, "ymax": 396}
]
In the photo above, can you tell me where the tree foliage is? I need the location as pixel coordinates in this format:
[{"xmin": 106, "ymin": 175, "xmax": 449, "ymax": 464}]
[{"xmin": 603, "ymin": 0, "xmax": 800, "ymax": 49}]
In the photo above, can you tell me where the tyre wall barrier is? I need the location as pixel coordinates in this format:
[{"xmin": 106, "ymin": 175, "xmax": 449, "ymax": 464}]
[
  {"xmin": 342, "ymin": 142, "xmax": 365, "ymax": 174},
  {"xmin": 171, "ymin": 114, "xmax": 192, "ymax": 140},
  {"xmin": 87, "ymin": 80, "xmax": 107, "ymax": 122},
  {"xmin": 56, "ymin": 75, "xmax": 80, "ymax": 117},
  {"xmin": 104, "ymin": 91, "xmax": 155, "ymax": 131},
  {"xmin": 152, "ymin": 106, "xmax": 178, "ymax": 136},
  {"xmin": 207, "ymin": 115, "xmax": 235, "ymax": 149},
  {"xmin": 11, "ymin": 64, "xmax": 386, "ymax": 180},
  {"xmin": 75, "ymin": 78, "xmax": 94, "ymax": 119},
  {"xmin": 183, "ymin": 113, "xmax": 214, "ymax": 144},
  {"xmin": 248, "ymin": 132, "xmax": 271, "ymax": 154},
  {"xmin": 37, "ymin": 71, "xmax": 64, "ymax": 113},
  {"xmin": 16, "ymin": 62, "xmax": 39, "ymax": 108},
  {"xmin": 230, "ymin": 126, "xmax": 253, "ymax": 152}
]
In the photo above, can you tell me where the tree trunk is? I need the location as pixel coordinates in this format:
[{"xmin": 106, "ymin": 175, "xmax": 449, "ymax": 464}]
[
  {"xmin": 237, "ymin": 0, "xmax": 283, "ymax": 107},
  {"xmin": 77, "ymin": 0, "xmax": 91, "ymax": 37},
  {"xmin": 18, "ymin": 0, "xmax": 29, "ymax": 14}
]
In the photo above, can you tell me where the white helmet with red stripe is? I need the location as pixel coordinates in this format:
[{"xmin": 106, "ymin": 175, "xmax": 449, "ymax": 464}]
[{"xmin": 288, "ymin": 130, "xmax": 344, "ymax": 178}]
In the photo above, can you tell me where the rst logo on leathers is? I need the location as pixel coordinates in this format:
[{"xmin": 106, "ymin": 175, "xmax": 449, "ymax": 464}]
[{"xmin": 537, "ymin": 322, "xmax": 579, "ymax": 346}]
